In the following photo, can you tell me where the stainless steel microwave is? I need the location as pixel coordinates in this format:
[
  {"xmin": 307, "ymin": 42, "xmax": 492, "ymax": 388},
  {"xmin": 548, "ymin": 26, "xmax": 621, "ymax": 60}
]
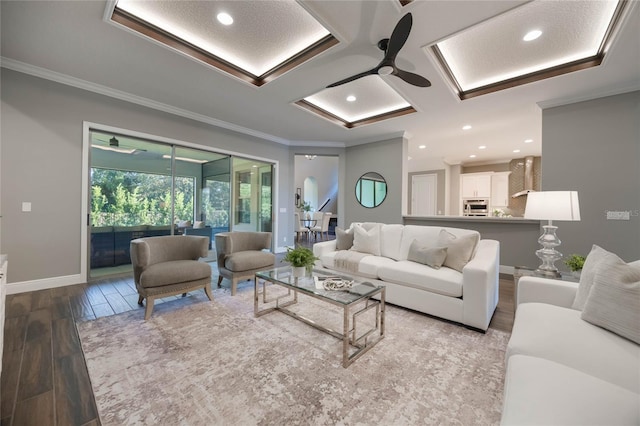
[{"xmin": 463, "ymin": 199, "xmax": 489, "ymax": 216}]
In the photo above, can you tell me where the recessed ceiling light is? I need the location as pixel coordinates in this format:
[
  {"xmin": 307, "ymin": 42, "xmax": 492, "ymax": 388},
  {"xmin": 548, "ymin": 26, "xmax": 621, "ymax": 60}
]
[
  {"xmin": 469, "ymin": 154, "xmax": 477, "ymax": 158},
  {"xmin": 524, "ymin": 139, "xmax": 533, "ymax": 143},
  {"xmin": 523, "ymin": 30, "xmax": 542, "ymax": 42},
  {"xmin": 346, "ymin": 95, "xmax": 356, "ymax": 102},
  {"xmin": 513, "ymin": 149, "xmax": 521, "ymax": 153},
  {"xmin": 478, "ymin": 145, "xmax": 486, "ymax": 149},
  {"xmin": 418, "ymin": 145, "xmax": 426, "ymax": 149},
  {"xmin": 462, "ymin": 125, "xmax": 472, "ymax": 130},
  {"xmin": 216, "ymin": 12, "xmax": 233, "ymax": 26}
]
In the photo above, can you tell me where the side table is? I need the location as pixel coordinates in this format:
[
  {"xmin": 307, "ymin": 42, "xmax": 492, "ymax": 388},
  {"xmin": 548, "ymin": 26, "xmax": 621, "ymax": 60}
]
[{"xmin": 513, "ymin": 266, "xmax": 580, "ymax": 311}]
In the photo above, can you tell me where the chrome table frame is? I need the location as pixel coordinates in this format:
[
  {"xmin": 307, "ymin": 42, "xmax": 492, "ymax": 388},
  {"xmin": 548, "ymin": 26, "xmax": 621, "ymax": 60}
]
[{"xmin": 254, "ymin": 268, "xmax": 385, "ymax": 368}]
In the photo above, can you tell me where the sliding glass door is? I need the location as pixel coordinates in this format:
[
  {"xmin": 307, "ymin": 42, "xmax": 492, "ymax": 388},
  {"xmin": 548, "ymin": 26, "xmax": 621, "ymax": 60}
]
[
  {"xmin": 231, "ymin": 158, "xmax": 273, "ymax": 232},
  {"xmin": 89, "ymin": 130, "xmax": 273, "ymax": 278}
]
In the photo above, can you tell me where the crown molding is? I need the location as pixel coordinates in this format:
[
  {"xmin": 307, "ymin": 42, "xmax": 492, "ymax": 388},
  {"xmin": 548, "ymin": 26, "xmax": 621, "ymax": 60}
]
[
  {"xmin": 0, "ymin": 57, "xmax": 292, "ymax": 146},
  {"xmin": 537, "ymin": 84, "xmax": 640, "ymax": 110}
]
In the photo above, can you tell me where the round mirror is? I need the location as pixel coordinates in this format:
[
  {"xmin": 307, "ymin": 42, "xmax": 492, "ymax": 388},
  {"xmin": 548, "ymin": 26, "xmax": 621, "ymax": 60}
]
[{"xmin": 355, "ymin": 172, "xmax": 387, "ymax": 208}]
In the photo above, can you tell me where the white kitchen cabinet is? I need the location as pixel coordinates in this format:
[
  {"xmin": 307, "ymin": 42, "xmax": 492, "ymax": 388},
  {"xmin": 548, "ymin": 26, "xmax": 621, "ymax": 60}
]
[
  {"xmin": 461, "ymin": 173, "xmax": 492, "ymax": 198},
  {"xmin": 491, "ymin": 172, "xmax": 511, "ymax": 207}
]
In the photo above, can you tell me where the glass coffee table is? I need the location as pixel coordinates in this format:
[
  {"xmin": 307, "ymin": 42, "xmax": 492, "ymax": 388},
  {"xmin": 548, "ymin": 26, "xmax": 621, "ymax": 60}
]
[{"xmin": 255, "ymin": 267, "xmax": 385, "ymax": 368}]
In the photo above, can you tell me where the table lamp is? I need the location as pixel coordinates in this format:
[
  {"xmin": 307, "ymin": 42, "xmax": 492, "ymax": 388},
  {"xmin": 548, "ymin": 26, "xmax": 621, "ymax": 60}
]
[{"xmin": 524, "ymin": 191, "xmax": 581, "ymax": 277}]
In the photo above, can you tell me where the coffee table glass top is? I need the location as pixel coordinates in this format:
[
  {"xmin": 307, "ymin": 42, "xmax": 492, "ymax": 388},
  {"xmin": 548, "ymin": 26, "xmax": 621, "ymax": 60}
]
[{"xmin": 255, "ymin": 267, "xmax": 382, "ymax": 305}]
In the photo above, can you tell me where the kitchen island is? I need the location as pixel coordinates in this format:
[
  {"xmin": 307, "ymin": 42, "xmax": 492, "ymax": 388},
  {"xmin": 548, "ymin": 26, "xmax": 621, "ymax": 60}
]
[{"xmin": 403, "ymin": 215, "xmax": 541, "ymax": 272}]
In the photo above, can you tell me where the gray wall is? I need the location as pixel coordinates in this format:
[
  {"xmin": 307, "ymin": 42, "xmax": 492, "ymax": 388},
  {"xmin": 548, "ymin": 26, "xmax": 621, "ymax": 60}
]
[
  {"xmin": 542, "ymin": 90, "xmax": 640, "ymax": 263},
  {"xmin": 345, "ymin": 137, "xmax": 404, "ymax": 226},
  {"xmin": 1, "ymin": 69, "xmax": 292, "ymax": 283}
]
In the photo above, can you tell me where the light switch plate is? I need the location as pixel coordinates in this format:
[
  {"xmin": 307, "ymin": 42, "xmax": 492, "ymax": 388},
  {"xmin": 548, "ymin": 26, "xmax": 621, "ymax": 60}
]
[
  {"xmin": 606, "ymin": 211, "xmax": 630, "ymax": 220},
  {"xmin": 22, "ymin": 202, "xmax": 32, "ymax": 212}
]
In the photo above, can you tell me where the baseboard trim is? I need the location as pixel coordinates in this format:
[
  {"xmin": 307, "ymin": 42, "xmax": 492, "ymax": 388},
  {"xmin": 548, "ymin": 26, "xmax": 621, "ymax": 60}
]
[
  {"xmin": 500, "ymin": 265, "xmax": 514, "ymax": 275},
  {"xmin": 6, "ymin": 274, "xmax": 86, "ymax": 295}
]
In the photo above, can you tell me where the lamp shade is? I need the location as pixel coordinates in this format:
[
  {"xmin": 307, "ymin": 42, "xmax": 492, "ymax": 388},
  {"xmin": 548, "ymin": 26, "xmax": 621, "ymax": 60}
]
[{"xmin": 524, "ymin": 191, "xmax": 581, "ymax": 221}]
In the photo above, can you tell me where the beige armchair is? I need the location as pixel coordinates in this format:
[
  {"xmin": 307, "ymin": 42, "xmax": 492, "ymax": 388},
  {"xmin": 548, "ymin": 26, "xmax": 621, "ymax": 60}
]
[
  {"xmin": 215, "ymin": 231, "xmax": 275, "ymax": 295},
  {"xmin": 130, "ymin": 235, "xmax": 212, "ymax": 319}
]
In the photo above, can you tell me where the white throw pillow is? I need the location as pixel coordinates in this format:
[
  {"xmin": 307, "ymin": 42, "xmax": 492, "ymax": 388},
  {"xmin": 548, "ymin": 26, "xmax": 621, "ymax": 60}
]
[
  {"xmin": 581, "ymin": 254, "xmax": 640, "ymax": 344},
  {"xmin": 572, "ymin": 245, "xmax": 618, "ymax": 310},
  {"xmin": 351, "ymin": 224, "xmax": 381, "ymax": 256},
  {"xmin": 193, "ymin": 221, "xmax": 205, "ymax": 229},
  {"xmin": 437, "ymin": 229, "xmax": 479, "ymax": 272}
]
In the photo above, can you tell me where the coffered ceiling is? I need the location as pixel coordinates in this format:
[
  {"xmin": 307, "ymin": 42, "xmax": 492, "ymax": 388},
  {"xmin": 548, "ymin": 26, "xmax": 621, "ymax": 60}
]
[{"xmin": 1, "ymin": 0, "xmax": 638, "ymax": 166}]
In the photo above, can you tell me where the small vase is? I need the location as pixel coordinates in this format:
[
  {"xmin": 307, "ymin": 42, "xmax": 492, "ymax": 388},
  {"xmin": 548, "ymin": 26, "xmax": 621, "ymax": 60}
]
[
  {"xmin": 292, "ymin": 266, "xmax": 306, "ymax": 278},
  {"xmin": 572, "ymin": 270, "xmax": 581, "ymax": 279},
  {"xmin": 305, "ymin": 212, "xmax": 311, "ymax": 220}
]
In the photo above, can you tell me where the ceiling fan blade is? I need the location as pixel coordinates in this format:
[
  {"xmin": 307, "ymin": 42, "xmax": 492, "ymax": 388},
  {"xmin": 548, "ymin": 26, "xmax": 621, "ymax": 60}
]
[
  {"xmin": 326, "ymin": 69, "xmax": 377, "ymax": 88},
  {"xmin": 394, "ymin": 69, "xmax": 431, "ymax": 87},
  {"xmin": 385, "ymin": 13, "xmax": 412, "ymax": 62}
]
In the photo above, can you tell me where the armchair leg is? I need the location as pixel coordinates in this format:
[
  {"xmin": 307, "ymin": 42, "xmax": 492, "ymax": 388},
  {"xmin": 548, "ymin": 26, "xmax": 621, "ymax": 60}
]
[
  {"xmin": 217, "ymin": 275, "xmax": 223, "ymax": 288},
  {"xmin": 144, "ymin": 297, "xmax": 155, "ymax": 320},
  {"xmin": 137, "ymin": 295, "xmax": 144, "ymax": 305},
  {"xmin": 204, "ymin": 284, "xmax": 213, "ymax": 301}
]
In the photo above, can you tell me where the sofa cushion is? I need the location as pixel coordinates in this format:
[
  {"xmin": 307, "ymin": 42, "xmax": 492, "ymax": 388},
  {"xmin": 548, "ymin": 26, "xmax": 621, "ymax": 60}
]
[
  {"xmin": 351, "ymin": 223, "xmax": 381, "ymax": 256},
  {"xmin": 572, "ymin": 244, "xmax": 617, "ymax": 310},
  {"xmin": 407, "ymin": 240, "xmax": 447, "ymax": 269},
  {"xmin": 335, "ymin": 227, "xmax": 354, "ymax": 250},
  {"xmin": 501, "ymin": 354, "xmax": 640, "ymax": 426},
  {"xmin": 140, "ymin": 260, "xmax": 211, "ymax": 288},
  {"xmin": 438, "ymin": 229, "xmax": 479, "ymax": 272},
  {"xmin": 357, "ymin": 255, "xmax": 397, "ymax": 279},
  {"xmin": 224, "ymin": 251, "xmax": 275, "ymax": 272},
  {"xmin": 508, "ymin": 302, "xmax": 640, "ymax": 393},
  {"xmin": 380, "ymin": 224, "xmax": 404, "ymax": 260},
  {"xmin": 398, "ymin": 225, "xmax": 443, "ymax": 261},
  {"xmin": 581, "ymin": 254, "xmax": 640, "ymax": 344},
  {"xmin": 378, "ymin": 261, "xmax": 463, "ymax": 297}
]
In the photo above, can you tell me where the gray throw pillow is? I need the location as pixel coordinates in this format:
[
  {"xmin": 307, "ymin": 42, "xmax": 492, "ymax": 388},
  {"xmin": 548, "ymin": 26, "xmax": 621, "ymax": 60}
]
[
  {"xmin": 437, "ymin": 229, "xmax": 479, "ymax": 272},
  {"xmin": 581, "ymin": 253, "xmax": 640, "ymax": 344},
  {"xmin": 572, "ymin": 245, "xmax": 617, "ymax": 310},
  {"xmin": 407, "ymin": 239, "xmax": 447, "ymax": 269},
  {"xmin": 335, "ymin": 227, "xmax": 354, "ymax": 251}
]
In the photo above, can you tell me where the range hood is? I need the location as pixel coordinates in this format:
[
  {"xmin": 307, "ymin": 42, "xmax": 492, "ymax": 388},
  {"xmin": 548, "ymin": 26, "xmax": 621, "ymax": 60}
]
[{"xmin": 511, "ymin": 156, "xmax": 536, "ymax": 198}]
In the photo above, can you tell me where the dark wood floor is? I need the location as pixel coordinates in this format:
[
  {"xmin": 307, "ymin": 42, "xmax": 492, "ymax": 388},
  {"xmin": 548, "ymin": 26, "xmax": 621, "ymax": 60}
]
[{"xmin": 1, "ymin": 240, "xmax": 514, "ymax": 425}]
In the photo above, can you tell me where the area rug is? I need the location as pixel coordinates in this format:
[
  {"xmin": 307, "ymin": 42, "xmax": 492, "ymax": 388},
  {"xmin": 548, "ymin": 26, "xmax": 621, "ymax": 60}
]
[{"xmin": 77, "ymin": 285, "xmax": 510, "ymax": 425}]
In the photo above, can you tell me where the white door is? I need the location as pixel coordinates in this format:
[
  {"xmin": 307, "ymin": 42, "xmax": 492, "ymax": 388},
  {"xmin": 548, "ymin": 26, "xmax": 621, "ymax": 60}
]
[{"xmin": 411, "ymin": 174, "xmax": 437, "ymax": 215}]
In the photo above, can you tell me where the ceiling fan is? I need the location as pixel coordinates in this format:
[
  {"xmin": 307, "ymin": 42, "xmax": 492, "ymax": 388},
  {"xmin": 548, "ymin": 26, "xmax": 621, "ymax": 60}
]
[{"xmin": 327, "ymin": 13, "xmax": 431, "ymax": 89}]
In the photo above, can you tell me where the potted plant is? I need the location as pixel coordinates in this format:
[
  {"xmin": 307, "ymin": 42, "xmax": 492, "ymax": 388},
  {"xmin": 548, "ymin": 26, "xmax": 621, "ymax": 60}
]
[
  {"xmin": 301, "ymin": 201, "xmax": 312, "ymax": 220},
  {"xmin": 282, "ymin": 246, "xmax": 318, "ymax": 277},
  {"xmin": 564, "ymin": 254, "xmax": 586, "ymax": 278}
]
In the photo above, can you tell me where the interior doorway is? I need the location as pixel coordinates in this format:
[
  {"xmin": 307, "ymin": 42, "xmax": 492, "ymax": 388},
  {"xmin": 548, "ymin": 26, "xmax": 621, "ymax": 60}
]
[{"xmin": 411, "ymin": 173, "xmax": 437, "ymax": 216}]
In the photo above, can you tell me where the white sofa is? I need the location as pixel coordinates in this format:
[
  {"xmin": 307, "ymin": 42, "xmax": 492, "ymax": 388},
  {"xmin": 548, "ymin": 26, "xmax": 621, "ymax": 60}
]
[
  {"xmin": 313, "ymin": 223, "xmax": 500, "ymax": 331},
  {"xmin": 501, "ymin": 276, "xmax": 640, "ymax": 425}
]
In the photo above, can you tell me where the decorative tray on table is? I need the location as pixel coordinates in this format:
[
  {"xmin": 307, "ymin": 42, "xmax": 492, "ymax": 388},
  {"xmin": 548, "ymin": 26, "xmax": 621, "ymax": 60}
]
[{"xmin": 313, "ymin": 276, "xmax": 354, "ymax": 291}]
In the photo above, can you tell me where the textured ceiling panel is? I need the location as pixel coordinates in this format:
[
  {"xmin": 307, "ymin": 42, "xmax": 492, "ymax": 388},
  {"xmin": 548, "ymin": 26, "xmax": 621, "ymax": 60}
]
[
  {"xmin": 116, "ymin": 0, "xmax": 330, "ymax": 76},
  {"xmin": 303, "ymin": 75, "xmax": 411, "ymax": 123},
  {"xmin": 434, "ymin": 1, "xmax": 619, "ymax": 91}
]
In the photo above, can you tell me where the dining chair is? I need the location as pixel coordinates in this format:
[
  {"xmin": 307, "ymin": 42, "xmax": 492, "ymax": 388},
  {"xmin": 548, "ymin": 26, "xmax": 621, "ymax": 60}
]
[{"xmin": 294, "ymin": 212, "xmax": 309, "ymax": 242}]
